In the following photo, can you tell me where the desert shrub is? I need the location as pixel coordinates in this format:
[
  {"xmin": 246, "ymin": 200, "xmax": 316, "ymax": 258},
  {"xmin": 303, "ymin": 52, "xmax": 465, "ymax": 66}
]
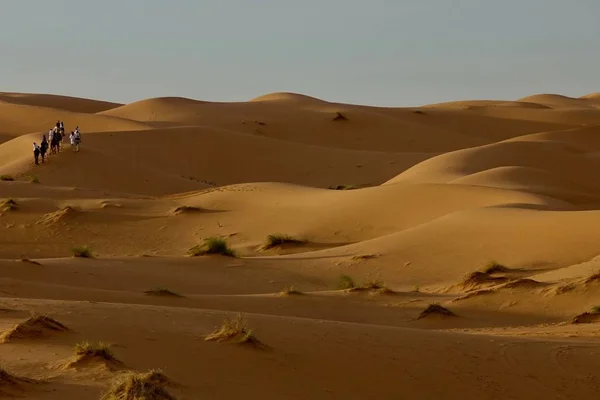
[
  {"xmin": 101, "ymin": 370, "xmax": 175, "ymax": 400},
  {"xmin": 337, "ymin": 274, "xmax": 356, "ymax": 290},
  {"xmin": 0, "ymin": 199, "xmax": 17, "ymax": 212},
  {"xmin": 144, "ymin": 288, "xmax": 182, "ymax": 298},
  {"xmin": 75, "ymin": 341, "xmax": 116, "ymax": 361},
  {"xmin": 0, "ymin": 175, "xmax": 14, "ymax": 182},
  {"xmin": 481, "ymin": 261, "xmax": 509, "ymax": 274},
  {"xmin": 188, "ymin": 237, "xmax": 235, "ymax": 257},
  {"xmin": 72, "ymin": 246, "xmax": 93, "ymax": 258},
  {"xmin": 205, "ymin": 314, "xmax": 262, "ymax": 347},
  {"xmin": 263, "ymin": 234, "xmax": 306, "ymax": 249}
]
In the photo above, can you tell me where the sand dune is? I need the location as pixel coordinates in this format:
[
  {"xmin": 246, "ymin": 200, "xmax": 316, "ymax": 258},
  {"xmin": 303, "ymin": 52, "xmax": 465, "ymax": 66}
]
[{"xmin": 2, "ymin": 90, "xmax": 600, "ymax": 399}]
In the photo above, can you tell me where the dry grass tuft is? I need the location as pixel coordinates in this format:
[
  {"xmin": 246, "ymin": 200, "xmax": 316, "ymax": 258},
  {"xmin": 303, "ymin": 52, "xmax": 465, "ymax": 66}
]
[
  {"xmin": 584, "ymin": 271, "xmax": 600, "ymax": 284},
  {"xmin": 144, "ymin": 288, "xmax": 183, "ymax": 298},
  {"xmin": 0, "ymin": 175, "xmax": 14, "ymax": 182},
  {"xmin": 28, "ymin": 175, "xmax": 39, "ymax": 184},
  {"xmin": 417, "ymin": 303, "xmax": 457, "ymax": 320},
  {"xmin": 279, "ymin": 286, "xmax": 303, "ymax": 296},
  {"xmin": 39, "ymin": 206, "xmax": 81, "ymax": 226},
  {"xmin": 101, "ymin": 370, "xmax": 175, "ymax": 400},
  {"xmin": 205, "ymin": 314, "xmax": 263, "ymax": 347},
  {"xmin": 263, "ymin": 234, "xmax": 306, "ymax": 250},
  {"xmin": 337, "ymin": 274, "xmax": 356, "ymax": 290},
  {"xmin": 572, "ymin": 306, "xmax": 600, "ymax": 324},
  {"xmin": 481, "ymin": 261, "xmax": 510, "ymax": 274},
  {"xmin": 329, "ymin": 184, "xmax": 356, "ymax": 190},
  {"xmin": 0, "ymin": 315, "xmax": 69, "ymax": 343},
  {"xmin": 72, "ymin": 246, "xmax": 93, "ymax": 258},
  {"xmin": 171, "ymin": 206, "xmax": 204, "ymax": 215},
  {"xmin": 75, "ymin": 341, "xmax": 117, "ymax": 361},
  {"xmin": 351, "ymin": 254, "xmax": 379, "ymax": 261},
  {"xmin": 1, "ymin": 199, "xmax": 18, "ymax": 212},
  {"xmin": 332, "ymin": 112, "xmax": 348, "ymax": 121},
  {"xmin": 188, "ymin": 237, "xmax": 236, "ymax": 257}
]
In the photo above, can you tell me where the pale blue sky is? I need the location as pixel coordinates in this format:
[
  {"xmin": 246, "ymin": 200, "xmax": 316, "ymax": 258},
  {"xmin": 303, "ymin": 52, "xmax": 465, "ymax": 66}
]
[{"xmin": 1, "ymin": 0, "xmax": 599, "ymax": 106}]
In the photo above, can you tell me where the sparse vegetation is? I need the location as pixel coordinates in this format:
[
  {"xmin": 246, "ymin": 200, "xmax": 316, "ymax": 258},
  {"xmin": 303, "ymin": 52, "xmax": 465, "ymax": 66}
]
[
  {"xmin": 205, "ymin": 314, "xmax": 263, "ymax": 347},
  {"xmin": 351, "ymin": 254, "xmax": 379, "ymax": 261},
  {"xmin": 279, "ymin": 286, "xmax": 303, "ymax": 296},
  {"xmin": 481, "ymin": 261, "xmax": 510, "ymax": 274},
  {"xmin": 263, "ymin": 234, "xmax": 306, "ymax": 250},
  {"xmin": 413, "ymin": 110, "xmax": 425, "ymax": 115},
  {"xmin": 0, "ymin": 315, "xmax": 69, "ymax": 343},
  {"xmin": 188, "ymin": 237, "xmax": 236, "ymax": 257},
  {"xmin": 144, "ymin": 288, "xmax": 183, "ymax": 298},
  {"xmin": 171, "ymin": 205, "xmax": 203, "ymax": 215},
  {"xmin": 417, "ymin": 303, "xmax": 457, "ymax": 320},
  {"xmin": 572, "ymin": 306, "xmax": 600, "ymax": 324},
  {"xmin": 28, "ymin": 175, "xmax": 39, "ymax": 184},
  {"xmin": 329, "ymin": 184, "xmax": 356, "ymax": 190},
  {"xmin": 75, "ymin": 341, "xmax": 116, "ymax": 361},
  {"xmin": 101, "ymin": 370, "xmax": 176, "ymax": 400},
  {"xmin": 332, "ymin": 112, "xmax": 348, "ymax": 121},
  {"xmin": 362, "ymin": 279, "xmax": 385, "ymax": 290},
  {"xmin": 337, "ymin": 274, "xmax": 356, "ymax": 290},
  {"xmin": 72, "ymin": 246, "xmax": 93, "ymax": 258},
  {"xmin": 0, "ymin": 175, "xmax": 14, "ymax": 182},
  {"xmin": 0, "ymin": 199, "xmax": 18, "ymax": 212}
]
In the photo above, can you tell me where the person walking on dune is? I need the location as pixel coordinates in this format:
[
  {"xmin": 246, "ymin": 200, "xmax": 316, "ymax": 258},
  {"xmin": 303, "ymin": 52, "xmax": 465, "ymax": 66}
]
[
  {"xmin": 70, "ymin": 130, "xmax": 81, "ymax": 152},
  {"xmin": 40, "ymin": 135, "xmax": 49, "ymax": 163},
  {"xmin": 48, "ymin": 129, "xmax": 54, "ymax": 154},
  {"xmin": 33, "ymin": 142, "xmax": 40, "ymax": 165}
]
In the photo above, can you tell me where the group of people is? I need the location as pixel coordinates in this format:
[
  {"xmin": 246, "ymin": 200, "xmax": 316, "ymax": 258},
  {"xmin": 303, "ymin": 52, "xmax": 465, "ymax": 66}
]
[{"xmin": 33, "ymin": 121, "xmax": 82, "ymax": 165}]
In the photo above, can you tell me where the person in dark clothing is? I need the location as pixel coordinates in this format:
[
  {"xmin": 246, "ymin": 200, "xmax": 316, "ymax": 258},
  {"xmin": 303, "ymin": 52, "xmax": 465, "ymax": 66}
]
[
  {"xmin": 33, "ymin": 142, "xmax": 40, "ymax": 165},
  {"xmin": 40, "ymin": 135, "xmax": 49, "ymax": 163}
]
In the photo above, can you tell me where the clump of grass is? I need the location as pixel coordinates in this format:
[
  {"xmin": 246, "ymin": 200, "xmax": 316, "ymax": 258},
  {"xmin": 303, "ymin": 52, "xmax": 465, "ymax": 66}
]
[
  {"xmin": 481, "ymin": 261, "xmax": 510, "ymax": 274},
  {"xmin": 332, "ymin": 112, "xmax": 348, "ymax": 121},
  {"xmin": 362, "ymin": 279, "xmax": 385, "ymax": 290},
  {"xmin": 351, "ymin": 254, "xmax": 379, "ymax": 261},
  {"xmin": 205, "ymin": 314, "xmax": 263, "ymax": 347},
  {"xmin": 101, "ymin": 370, "xmax": 175, "ymax": 400},
  {"xmin": 337, "ymin": 274, "xmax": 356, "ymax": 290},
  {"xmin": 571, "ymin": 306, "xmax": 600, "ymax": 324},
  {"xmin": 72, "ymin": 246, "xmax": 93, "ymax": 258},
  {"xmin": 28, "ymin": 175, "xmax": 39, "ymax": 184},
  {"xmin": 0, "ymin": 175, "xmax": 14, "ymax": 182},
  {"xmin": 263, "ymin": 234, "xmax": 306, "ymax": 250},
  {"xmin": 279, "ymin": 286, "xmax": 303, "ymax": 296},
  {"xmin": 75, "ymin": 341, "xmax": 116, "ymax": 361},
  {"xmin": 1, "ymin": 199, "xmax": 18, "ymax": 212},
  {"xmin": 417, "ymin": 303, "xmax": 457, "ymax": 320},
  {"xmin": 144, "ymin": 288, "xmax": 183, "ymax": 298},
  {"xmin": 171, "ymin": 205, "xmax": 203, "ymax": 215},
  {"xmin": 329, "ymin": 184, "xmax": 356, "ymax": 190},
  {"xmin": 188, "ymin": 237, "xmax": 236, "ymax": 257}
]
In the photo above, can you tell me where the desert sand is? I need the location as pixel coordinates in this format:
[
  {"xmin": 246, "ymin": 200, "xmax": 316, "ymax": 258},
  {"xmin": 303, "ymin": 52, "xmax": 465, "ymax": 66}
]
[{"xmin": 1, "ymin": 90, "xmax": 600, "ymax": 398}]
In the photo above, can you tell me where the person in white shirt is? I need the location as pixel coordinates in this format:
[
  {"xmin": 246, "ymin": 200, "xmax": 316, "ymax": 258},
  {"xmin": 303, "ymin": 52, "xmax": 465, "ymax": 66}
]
[{"xmin": 33, "ymin": 142, "xmax": 40, "ymax": 165}]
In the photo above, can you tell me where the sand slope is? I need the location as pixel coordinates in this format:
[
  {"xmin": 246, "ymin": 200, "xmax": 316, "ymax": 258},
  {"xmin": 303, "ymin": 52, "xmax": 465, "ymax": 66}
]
[{"xmin": 2, "ymin": 90, "xmax": 600, "ymax": 399}]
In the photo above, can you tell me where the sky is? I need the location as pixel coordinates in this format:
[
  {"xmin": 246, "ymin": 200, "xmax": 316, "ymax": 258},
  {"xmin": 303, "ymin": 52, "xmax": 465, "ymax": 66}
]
[{"xmin": 1, "ymin": 0, "xmax": 599, "ymax": 106}]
